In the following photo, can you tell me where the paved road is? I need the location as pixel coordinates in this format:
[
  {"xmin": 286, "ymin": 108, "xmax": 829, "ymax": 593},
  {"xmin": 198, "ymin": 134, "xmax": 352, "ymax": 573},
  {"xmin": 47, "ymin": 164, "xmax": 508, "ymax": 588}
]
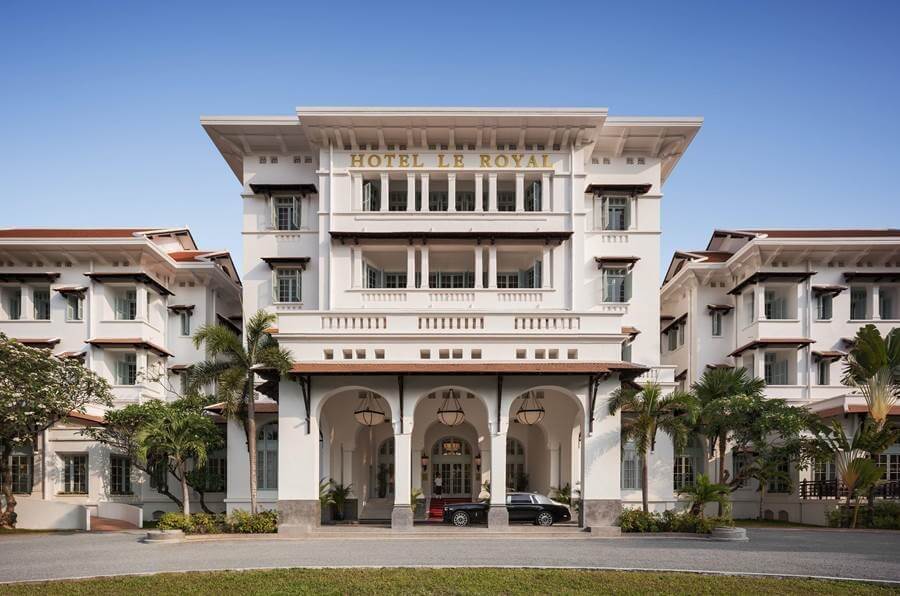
[{"xmin": 1, "ymin": 528, "xmax": 898, "ymax": 584}]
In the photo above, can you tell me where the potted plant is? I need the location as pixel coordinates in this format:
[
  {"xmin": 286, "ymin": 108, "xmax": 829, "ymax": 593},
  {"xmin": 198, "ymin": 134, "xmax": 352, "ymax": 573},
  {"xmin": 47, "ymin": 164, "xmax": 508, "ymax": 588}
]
[{"xmin": 328, "ymin": 480, "xmax": 352, "ymax": 522}]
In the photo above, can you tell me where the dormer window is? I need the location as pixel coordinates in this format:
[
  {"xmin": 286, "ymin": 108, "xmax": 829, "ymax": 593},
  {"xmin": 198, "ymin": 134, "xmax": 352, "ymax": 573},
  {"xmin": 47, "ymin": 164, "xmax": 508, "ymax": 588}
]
[{"xmin": 274, "ymin": 196, "xmax": 301, "ymax": 230}]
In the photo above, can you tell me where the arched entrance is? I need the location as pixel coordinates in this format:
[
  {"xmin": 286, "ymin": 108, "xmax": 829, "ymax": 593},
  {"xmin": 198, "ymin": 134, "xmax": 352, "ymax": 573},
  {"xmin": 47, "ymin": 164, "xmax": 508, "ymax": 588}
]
[{"xmin": 430, "ymin": 436, "xmax": 473, "ymax": 498}]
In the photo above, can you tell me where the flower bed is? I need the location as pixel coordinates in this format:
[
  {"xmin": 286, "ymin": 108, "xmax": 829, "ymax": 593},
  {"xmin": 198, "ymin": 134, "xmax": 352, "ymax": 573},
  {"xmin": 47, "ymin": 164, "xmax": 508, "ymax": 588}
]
[
  {"xmin": 156, "ymin": 510, "xmax": 278, "ymax": 534},
  {"xmin": 618, "ymin": 509, "xmax": 733, "ymax": 534}
]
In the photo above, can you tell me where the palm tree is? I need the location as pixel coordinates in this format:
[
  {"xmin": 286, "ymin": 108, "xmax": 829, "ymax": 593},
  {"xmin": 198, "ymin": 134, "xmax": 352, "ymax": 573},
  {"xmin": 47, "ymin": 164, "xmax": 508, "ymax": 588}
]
[
  {"xmin": 608, "ymin": 382, "xmax": 698, "ymax": 513},
  {"xmin": 844, "ymin": 458, "xmax": 884, "ymax": 528},
  {"xmin": 190, "ymin": 310, "xmax": 292, "ymax": 514},
  {"xmin": 138, "ymin": 408, "xmax": 213, "ymax": 516},
  {"xmin": 842, "ymin": 324, "xmax": 900, "ymax": 387},
  {"xmin": 677, "ymin": 474, "xmax": 730, "ymax": 519},
  {"xmin": 692, "ymin": 367, "xmax": 766, "ymax": 488}
]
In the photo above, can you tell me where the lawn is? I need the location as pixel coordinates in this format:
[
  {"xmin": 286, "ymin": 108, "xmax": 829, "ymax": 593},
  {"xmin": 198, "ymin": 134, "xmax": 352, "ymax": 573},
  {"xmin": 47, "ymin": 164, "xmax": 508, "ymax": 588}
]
[{"xmin": 4, "ymin": 568, "xmax": 896, "ymax": 595}]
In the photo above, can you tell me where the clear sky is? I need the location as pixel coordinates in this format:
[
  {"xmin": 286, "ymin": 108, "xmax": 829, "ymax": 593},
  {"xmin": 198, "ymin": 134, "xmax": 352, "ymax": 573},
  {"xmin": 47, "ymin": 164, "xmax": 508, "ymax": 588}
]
[{"xmin": 2, "ymin": 1, "xmax": 898, "ymax": 278}]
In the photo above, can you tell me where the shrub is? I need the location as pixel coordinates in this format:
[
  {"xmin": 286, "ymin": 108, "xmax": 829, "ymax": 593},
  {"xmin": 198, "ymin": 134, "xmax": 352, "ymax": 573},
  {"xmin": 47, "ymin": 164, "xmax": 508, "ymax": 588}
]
[
  {"xmin": 226, "ymin": 509, "xmax": 278, "ymax": 534},
  {"xmin": 157, "ymin": 512, "xmax": 194, "ymax": 532},
  {"xmin": 829, "ymin": 502, "xmax": 900, "ymax": 529},
  {"xmin": 618, "ymin": 508, "xmax": 732, "ymax": 534}
]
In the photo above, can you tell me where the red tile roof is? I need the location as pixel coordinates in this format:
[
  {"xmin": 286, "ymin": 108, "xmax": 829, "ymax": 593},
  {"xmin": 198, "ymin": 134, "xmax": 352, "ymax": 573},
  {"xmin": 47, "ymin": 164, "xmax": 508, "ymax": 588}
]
[
  {"xmin": 0, "ymin": 228, "xmax": 158, "ymax": 239},
  {"xmin": 745, "ymin": 229, "xmax": 900, "ymax": 239},
  {"xmin": 86, "ymin": 338, "xmax": 173, "ymax": 358},
  {"xmin": 729, "ymin": 338, "xmax": 815, "ymax": 358},
  {"xmin": 289, "ymin": 361, "xmax": 647, "ymax": 376},
  {"xmin": 169, "ymin": 250, "xmax": 216, "ymax": 262}
]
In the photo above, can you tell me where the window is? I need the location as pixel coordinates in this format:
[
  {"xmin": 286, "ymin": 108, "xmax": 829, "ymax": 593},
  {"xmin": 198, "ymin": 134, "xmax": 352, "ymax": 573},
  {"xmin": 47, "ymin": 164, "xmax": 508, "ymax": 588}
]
[
  {"xmin": 732, "ymin": 452, "xmax": 753, "ymax": 488},
  {"xmin": 816, "ymin": 293, "xmax": 833, "ymax": 320},
  {"xmin": 429, "ymin": 272, "xmax": 474, "ymax": 289},
  {"xmin": 179, "ymin": 311, "xmax": 191, "ymax": 336},
  {"xmin": 602, "ymin": 268, "xmax": 630, "ymax": 303},
  {"xmin": 767, "ymin": 460, "xmax": 790, "ymax": 494},
  {"xmin": 274, "ymin": 196, "xmax": 301, "ymax": 230},
  {"xmin": 60, "ymin": 454, "xmax": 88, "ymax": 494},
  {"xmin": 524, "ymin": 181, "xmax": 541, "ymax": 211},
  {"xmin": 744, "ymin": 291, "xmax": 756, "ymax": 324},
  {"xmin": 110, "ymin": 455, "xmax": 132, "ymax": 495},
  {"xmin": 506, "ymin": 438, "xmax": 526, "ymax": 491},
  {"xmin": 673, "ymin": 454, "xmax": 696, "ymax": 490},
  {"xmin": 429, "ymin": 191, "xmax": 449, "ymax": 211},
  {"xmin": 667, "ymin": 328, "xmax": 678, "ymax": 351},
  {"xmin": 275, "ymin": 268, "xmax": 302, "ymax": 303},
  {"xmin": 257, "ymin": 422, "xmax": 278, "ymax": 490},
  {"xmin": 388, "ymin": 191, "xmax": 407, "ymax": 212},
  {"xmin": 876, "ymin": 453, "xmax": 900, "ymax": 481},
  {"xmin": 597, "ymin": 196, "xmax": 629, "ymax": 230},
  {"xmin": 678, "ymin": 323, "xmax": 685, "ymax": 347},
  {"xmin": 149, "ymin": 458, "xmax": 168, "ymax": 491},
  {"xmin": 817, "ymin": 359, "xmax": 830, "ymax": 385},
  {"xmin": 384, "ymin": 272, "xmax": 407, "ymax": 288},
  {"xmin": 711, "ymin": 310, "xmax": 723, "ymax": 337},
  {"xmin": 497, "ymin": 272, "xmax": 519, "ymax": 289},
  {"xmin": 203, "ymin": 445, "xmax": 227, "ymax": 492},
  {"xmin": 456, "ymin": 191, "xmax": 476, "ymax": 211},
  {"xmin": 621, "ymin": 341, "xmax": 632, "ymax": 362},
  {"xmin": 362, "ymin": 180, "xmax": 380, "ymax": 211},
  {"xmin": 497, "ymin": 191, "xmax": 515, "ymax": 211},
  {"xmin": 116, "ymin": 353, "xmax": 137, "ymax": 385},
  {"xmin": 523, "ymin": 262, "xmax": 541, "ymax": 289},
  {"xmin": 880, "ymin": 287, "xmax": 897, "ymax": 320},
  {"xmin": 764, "ymin": 352, "xmax": 789, "ymax": 385},
  {"xmin": 3, "ymin": 287, "xmax": 22, "ymax": 320},
  {"xmin": 66, "ymin": 294, "xmax": 83, "ymax": 321},
  {"xmin": 114, "ymin": 289, "xmax": 137, "ymax": 320},
  {"xmin": 814, "ymin": 459, "xmax": 836, "ymax": 482},
  {"xmin": 33, "ymin": 288, "xmax": 50, "ymax": 320},
  {"xmin": 621, "ymin": 441, "xmax": 642, "ymax": 489},
  {"xmin": 764, "ymin": 288, "xmax": 787, "ymax": 320},
  {"xmin": 850, "ymin": 287, "xmax": 868, "ymax": 320},
  {"xmin": 11, "ymin": 452, "xmax": 32, "ymax": 494}
]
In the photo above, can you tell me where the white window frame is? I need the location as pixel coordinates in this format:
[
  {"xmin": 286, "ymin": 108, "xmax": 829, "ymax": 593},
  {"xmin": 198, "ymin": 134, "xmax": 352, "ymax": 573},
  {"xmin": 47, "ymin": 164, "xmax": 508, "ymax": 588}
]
[
  {"xmin": 524, "ymin": 180, "xmax": 542, "ymax": 211},
  {"xmin": 600, "ymin": 195, "xmax": 630, "ymax": 231},
  {"xmin": 179, "ymin": 310, "xmax": 192, "ymax": 336},
  {"xmin": 602, "ymin": 267, "xmax": 630, "ymax": 303},
  {"xmin": 850, "ymin": 286, "xmax": 868, "ymax": 320},
  {"xmin": 114, "ymin": 289, "xmax": 137, "ymax": 321},
  {"xmin": 33, "ymin": 287, "xmax": 50, "ymax": 320},
  {"xmin": 764, "ymin": 352, "xmax": 789, "ymax": 385},
  {"xmin": 816, "ymin": 293, "xmax": 833, "ymax": 320},
  {"xmin": 744, "ymin": 291, "xmax": 756, "ymax": 324},
  {"xmin": 60, "ymin": 454, "xmax": 88, "ymax": 495},
  {"xmin": 274, "ymin": 268, "xmax": 302, "ymax": 303},
  {"xmin": 273, "ymin": 195, "xmax": 301, "ymax": 230},
  {"xmin": 116, "ymin": 353, "xmax": 138, "ymax": 386},
  {"xmin": 880, "ymin": 287, "xmax": 896, "ymax": 320},
  {"xmin": 257, "ymin": 422, "xmax": 278, "ymax": 490},
  {"xmin": 764, "ymin": 287, "xmax": 788, "ymax": 320},
  {"xmin": 817, "ymin": 359, "xmax": 830, "ymax": 385},
  {"xmin": 362, "ymin": 180, "xmax": 380, "ymax": 211},
  {"xmin": 110, "ymin": 454, "xmax": 132, "ymax": 495},
  {"xmin": 65, "ymin": 294, "xmax": 84, "ymax": 321},
  {"xmin": 3, "ymin": 287, "xmax": 22, "ymax": 320},
  {"xmin": 711, "ymin": 310, "xmax": 723, "ymax": 337},
  {"xmin": 10, "ymin": 451, "xmax": 32, "ymax": 494},
  {"xmin": 621, "ymin": 441, "xmax": 642, "ymax": 490}
]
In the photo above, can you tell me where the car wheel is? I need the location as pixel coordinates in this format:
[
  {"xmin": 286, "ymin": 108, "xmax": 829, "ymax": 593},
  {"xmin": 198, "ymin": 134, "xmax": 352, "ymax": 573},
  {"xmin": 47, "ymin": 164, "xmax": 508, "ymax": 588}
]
[
  {"xmin": 536, "ymin": 511, "xmax": 554, "ymax": 527},
  {"xmin": 452, "ymin": 511, "xmax": 470, "ymax": 527}
]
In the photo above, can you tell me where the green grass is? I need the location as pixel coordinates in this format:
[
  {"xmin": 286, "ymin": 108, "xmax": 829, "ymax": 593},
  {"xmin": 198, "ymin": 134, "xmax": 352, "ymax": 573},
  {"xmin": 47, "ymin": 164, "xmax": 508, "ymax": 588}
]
[{"xmin": 4, "ymin": 568, "xmax": 896, "ymax": 595}]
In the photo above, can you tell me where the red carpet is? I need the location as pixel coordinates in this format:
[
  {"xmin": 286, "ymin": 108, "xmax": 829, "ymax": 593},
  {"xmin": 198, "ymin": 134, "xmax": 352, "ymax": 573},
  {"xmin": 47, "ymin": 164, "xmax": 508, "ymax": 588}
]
[{"xmin": 427, "ymin": 498, "xmax": 469, "ymax": 519}]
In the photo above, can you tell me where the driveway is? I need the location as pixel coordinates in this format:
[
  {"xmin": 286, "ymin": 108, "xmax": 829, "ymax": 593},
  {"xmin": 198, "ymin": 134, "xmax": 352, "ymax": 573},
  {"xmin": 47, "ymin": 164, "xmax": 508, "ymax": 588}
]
[{"xmin": 0, "ymin": 528, "xmax": 898, "ymax": 584}]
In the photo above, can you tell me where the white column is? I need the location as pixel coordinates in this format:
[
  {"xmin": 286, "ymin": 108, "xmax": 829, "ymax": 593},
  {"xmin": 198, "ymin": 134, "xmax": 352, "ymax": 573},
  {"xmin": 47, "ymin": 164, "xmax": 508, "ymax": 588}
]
[
  {"xmin": 21, "ymin": 286, "xmax": 34, "ymax": 320},
  {"xmin": 541, "ymin": 173, "xmax": 551, "ymax": 212},
  {"xmin": 447, "ymin": 173, "xmax": 456, "ymax": 212},
  {"xmin": 420, "ymin": 174, "xmax": 430, "ymax": 212},
  {"xmin": 489, "ymin": 431, "xmax": 508, "ymax": 527},
  {"xmin": 756, "ymin": 284, "xmax": 766, "ymax": 321},
  {"xmin": 379, "ymin": 173, "xmax": 389, "ymax": 212},
  {"xmin": 474, "ymin": 245, "xmax": 484, "ymax": 289},
  {"xmin": 392, "ymin": 431, "xmax": 413, "ymax": 529},
  {"xmin": 352, "ymin": 248, "xmax": 363, "ymax": 289},
  {"xmin": 406, "ymin": 245, "xmax": 416, "ymax": 289},
  {"xmin": 136, "ymin": 286, "xmax": 149, "ymax": 320},
  {"xmin": 755, "ymin": 347, "xmax": 766, "ymax": 380},
  {"xmin": 549, "ymin": 443, "xmax": 561, "ymax": 491},
  {"xmin": 515, "ymin": 173, "xmax": 524, "ymax": 212},
  {"xmin": 277, "ymin": 378, "xmax": 321, "ymax": 534},
  {"xmin": 420, "ymin": 245, "xmax": 430, "ymax": 289},
  {"xmin": 542, "ymin": 245, "xmax": 552, "ymax": 289},
  {"xmin": 474, "ymin": 174, "xmax": 484, "ymax": 212},
  {"xmin": 351, "ymin": 174, "xmax": 362, "ymax": 211},
  {"xmin": 488, "ymin": 245, "xmax": 497, "ymax": 289},
  {"xmin": 406, "ymin": 173, "xmax": 416, "ymax": 212},
  {"xmin": 488, "ymin": 173, "xmax": 498, "ymax": 212},
  {"xmin": 412, "ymin": 448, "xmax": 423, "ymax": 492},
  {"xmin": 873, "ymin": 285, "xmax": 882, "ymax": 320},
  {"xmin": 583, "ymin": 380, "xmax": 621, "ymax": 532}
]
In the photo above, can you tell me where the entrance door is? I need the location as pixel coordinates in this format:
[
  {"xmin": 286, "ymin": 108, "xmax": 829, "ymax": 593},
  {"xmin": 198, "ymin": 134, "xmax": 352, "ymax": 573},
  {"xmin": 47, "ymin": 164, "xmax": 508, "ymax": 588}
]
[{"xmin": 431, "ymin": 436, "xmax": 473, "ymax": 498}]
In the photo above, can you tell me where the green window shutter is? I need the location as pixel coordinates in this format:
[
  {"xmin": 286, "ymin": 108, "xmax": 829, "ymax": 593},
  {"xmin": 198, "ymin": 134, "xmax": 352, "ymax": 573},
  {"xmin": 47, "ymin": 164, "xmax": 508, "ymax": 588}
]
[{"xmin": 624, "ymin": 272, "xmax": 633, "ymax": 302}]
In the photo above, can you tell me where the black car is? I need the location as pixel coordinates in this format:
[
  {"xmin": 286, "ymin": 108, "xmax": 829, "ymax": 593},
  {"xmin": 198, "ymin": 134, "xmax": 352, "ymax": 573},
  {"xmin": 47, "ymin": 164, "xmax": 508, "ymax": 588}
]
[{"xmin": 442, "ymin": 492, "xmax": 571, "ymax": 527}]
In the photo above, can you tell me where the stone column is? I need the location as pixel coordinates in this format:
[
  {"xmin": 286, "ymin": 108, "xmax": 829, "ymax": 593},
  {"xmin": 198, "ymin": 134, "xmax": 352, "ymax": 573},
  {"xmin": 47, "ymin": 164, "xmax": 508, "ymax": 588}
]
[
  {"xmin": 755, "ymin": 284, "xmax": 766, "ymax": 321},
  {"xmin": 474, "ymin": 245, "xmax": 484, "ymax": 289},
  {"xmin": 474, "ymin": 174, "xmax": 484, "ymax": 212},
  {"xmin": 755, "ymin": 347, "xmax": 766, "ymax": 380},
  {"xmin": 447, "ymin": 173, "xmax": 456, "ymax": 212},
  {"xmin": 542, "ymin": 245, "xmax": 552, "ymax": 289},
  {"xmin": 515, "ymin": 173, "xmax": 524, "ymax": 212},
  {"xmin": 380, "ymin": 173, "xmax": 389, "ymax": 212},
  {"xmin": 582, "ymin": 378, "xmax": 621, "ymax": 535},
  {"xmin": 549, "ymin": 442, "xmax": 561, "ymax": 491},
  {"xmin": 277, "ymin": 378, "xmax": 321, "ymax": 535},
  {"xmin": 406, "ymin": 173, "xmax": 416, "ymax": 213},
  {"xmin": 351, "ymin": 174, "xmax": 362, "ymax": 211},
  {"xmin": 21, "ymin": 286, "xmax": 34, "ymax": 320},
  {"xmin": 541, "ymin": 173, "xmax": 551, "ymax": 211},
  {"xmin": 420, "ymin": 174, "xmax": 430, "ymax": 212},
  {"xmin": 873, "ymin": 285, "xmax": 882, "ymax": 320},
  {"xmin": 488, "ymin": 244, "xmax": 498, "ymax": 289},
  {"xmin": 406, "ymin": 244, "xmax": 416, "ymax": 289},
  {"xmin": 488, "ymin": 431, "xmax": 508, "ymax": 527},
  {"xmin": 392, "ymin": 432, "xmax": 413, "ymax": 530},
  {"xmin": 420, "ymin": 245, "xmax": 430, "ymax": 289},
  {"xmin": 136, "ymin": 286, "xmax": 149, "ymax": 320},
  {"xmin": 352, "ymin": 248, "xmax": 363, "ymax": 289},
  {"xmin": 488, "ymin": 173, "xmax": 498, "ymax": 212}
]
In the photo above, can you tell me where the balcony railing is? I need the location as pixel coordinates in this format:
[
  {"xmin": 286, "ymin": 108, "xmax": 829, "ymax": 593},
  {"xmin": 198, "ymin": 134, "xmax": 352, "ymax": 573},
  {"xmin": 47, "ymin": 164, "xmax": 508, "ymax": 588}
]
[{"xmin": 799, "ymin": 479, "xmax": 900, "ymax": 500}]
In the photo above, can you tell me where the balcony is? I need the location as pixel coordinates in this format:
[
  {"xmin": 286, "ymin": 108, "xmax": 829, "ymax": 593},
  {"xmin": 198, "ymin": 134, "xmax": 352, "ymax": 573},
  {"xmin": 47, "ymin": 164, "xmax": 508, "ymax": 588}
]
[{"xmin": 800, "ymin": 479, "xmax": 900, "ymax": 500}]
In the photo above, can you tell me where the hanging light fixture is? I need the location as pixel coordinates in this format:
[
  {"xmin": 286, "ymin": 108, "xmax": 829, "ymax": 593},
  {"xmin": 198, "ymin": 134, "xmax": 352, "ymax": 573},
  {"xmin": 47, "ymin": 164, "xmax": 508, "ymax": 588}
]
[
  {"xmin": 437, "ymin": 389, "xmax": 465, "ymax": 426},
  {"xmin": 515, "ymin": 391, "xmax": 545, "ymax": 425},
  {"xmin": 354, "ymin": 391, "xmax": 386, "ymax": 426}
]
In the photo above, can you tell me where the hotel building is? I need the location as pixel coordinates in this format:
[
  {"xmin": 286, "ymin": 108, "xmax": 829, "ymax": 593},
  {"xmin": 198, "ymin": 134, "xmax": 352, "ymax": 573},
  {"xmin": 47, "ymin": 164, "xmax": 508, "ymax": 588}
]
[
  {"xmin": 660, "ymin": 228, "xmax": 900, "ymax": 523},
  {"xmin": 0, "ymin": 228, "xmax": 242, "ymax": 527},
  {"xmin": 202, "ymin": 107, "xmax": 702, "ymax": 532}
]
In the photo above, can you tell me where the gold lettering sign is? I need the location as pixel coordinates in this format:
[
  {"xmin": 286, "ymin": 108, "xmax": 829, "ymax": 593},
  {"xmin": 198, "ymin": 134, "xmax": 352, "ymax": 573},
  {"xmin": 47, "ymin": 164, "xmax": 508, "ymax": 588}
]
[{"xmin": 348, "ymin": 153, "xmax": 553, "ymax": 169}]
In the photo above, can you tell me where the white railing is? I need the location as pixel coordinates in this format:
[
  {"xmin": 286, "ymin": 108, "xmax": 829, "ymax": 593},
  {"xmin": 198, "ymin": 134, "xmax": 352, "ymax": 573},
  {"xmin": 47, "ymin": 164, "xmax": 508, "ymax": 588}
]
[
  {"xmin": 419, "ymin": 316, "xmax": 485, "ymax": 330},
  {"xmin": 350, "ymin": 288, "xmax": 563, "ymax": 310},
  {"xmin": 498, "ymin": 291, "xmax": 543, "ymax": 303},
  {"xmin": 598, "ymin": 303, "xmax": 629, "ymax": 314},
  {"xmin": 515, "ymin": 316, "xmax": 580, "ymax": 330},
  {"xmin": 361, "ymin": 291, "xmax": 407, "ymax": 303},
  {"xmin": 321, "ymin": 315, "xmax": 388, "ymax": 330},
  {"xmin": 429, "ymin": 291, "xmax": 476, "ymax": 303}
]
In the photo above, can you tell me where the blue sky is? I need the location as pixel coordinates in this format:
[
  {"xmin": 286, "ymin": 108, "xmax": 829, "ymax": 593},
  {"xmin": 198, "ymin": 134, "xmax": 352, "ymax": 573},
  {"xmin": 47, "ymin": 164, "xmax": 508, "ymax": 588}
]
[{"xmin": 2, "ymin": 1, "xmax": 898, "ymax": 277}]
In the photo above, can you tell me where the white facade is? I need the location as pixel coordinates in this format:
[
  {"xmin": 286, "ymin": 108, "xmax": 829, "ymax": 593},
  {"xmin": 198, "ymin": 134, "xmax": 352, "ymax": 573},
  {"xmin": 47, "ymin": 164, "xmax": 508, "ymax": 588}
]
[
  {"xmin": 203, "ymin": 107, "xmax": 702, "ymax": 531},
  {"xmin": 0, "ymin": 228, "xmax": 242, "ymax": 524},
  {"xmin": 660, "ymin": 229, "xmax": 900, "ymax": 523}
]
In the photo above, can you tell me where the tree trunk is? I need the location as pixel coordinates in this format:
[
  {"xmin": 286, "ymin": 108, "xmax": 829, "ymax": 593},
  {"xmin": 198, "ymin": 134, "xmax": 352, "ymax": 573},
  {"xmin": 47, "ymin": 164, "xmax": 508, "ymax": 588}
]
[
  {"xmin": 851, "ymin": 495, "xmax": 861, "ymax": 529},
  {"xmin": 247, "ymin": 371, "xmax": 258, "ymax": 515},
  {"xmin": 0, "ymin": 443, "xmax": 17, "ymax": 529},
  {"xmin": 641, "ymin": 452, "xmax": 649, "ymax": 513},
  {"xmin": 179, "ymin": 461, "xmax": 190, "ymax": 517},
  {"xmin": 197, "ymin": 488, "xmax": 214, "ymax": 514},
  {"xmin": 717, "ymin": 435, "xmax": 727, "ymax": 516},
  {"xmin": 758, "ymin": 484, "xmax": 766, "ymax": 521}
]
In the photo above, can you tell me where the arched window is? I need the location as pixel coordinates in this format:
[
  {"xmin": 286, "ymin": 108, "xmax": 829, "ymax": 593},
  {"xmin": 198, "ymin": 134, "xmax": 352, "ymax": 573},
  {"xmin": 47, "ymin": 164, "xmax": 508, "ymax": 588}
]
[
  {"xmin": 506, "ymin": 437, "xmax": 526, "ymax": 491},
  {"xmin": 257, "ymin": 422, "xmax": 278, "ymax": 490}
]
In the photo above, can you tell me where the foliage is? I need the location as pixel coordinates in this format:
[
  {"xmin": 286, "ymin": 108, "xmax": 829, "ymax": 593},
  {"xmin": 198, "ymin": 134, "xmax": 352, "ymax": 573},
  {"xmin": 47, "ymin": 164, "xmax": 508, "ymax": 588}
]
[
  {"xmin": 842, "ymin": 324, "xmax": 900, "ymax": 387},
  {"xmin": 855, "ymin": 368, "xmax": 898, "ymax": 429},
  {"xmin": 319, "ymin": 479, "xmax": 334, "ymax": 508},
  {"xmin": 617, "ymin": 508, "xmax": 733, "ymax": 534},
  {"xmin": 828, "ymin": 501, "xmax": 900, "ymax": 530},
  {"xmin": 156, "ymin": 509, "xmax": 277, "ymax": 534},
  {"xmin": 608, "ymin": 382, "xmax": 698, "ymax": 512},
  {"xmin": 410, "ymin": 488, "xmax": 423, "ymax": 512},
  {"xmin": 327, "ymin": 481, "xmax": 353, "ymax": 521},
  {"xmin": 190, "ymin": 310, "xmax": 292, "ymax": 515},
  {"xmin": 677, "ymin": 474, "xmax": 731, "ymax": 518},
  {"xmin": 0, "ymin": 334, "xmax": 113, "ymax": 528}
]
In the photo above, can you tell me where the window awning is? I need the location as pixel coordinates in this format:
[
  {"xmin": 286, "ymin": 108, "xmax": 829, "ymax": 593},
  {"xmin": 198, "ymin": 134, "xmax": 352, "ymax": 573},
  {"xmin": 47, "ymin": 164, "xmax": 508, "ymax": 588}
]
[
  {"xmin": 54, "ymin": 286, "xmax": 87, "ymax": 296},
  {"xmin": 595, "ymin": 256, "xmax": 640, "ymax": 270},
  {"xmin": 675, "ymin": 369, "xmax": 688, "ymax": 382},
  {"xmin": 661, "ymin": 313, "xmax": 687, "ymax": 335},
  {"xmin": 706, "ymin": 363, "xmax": 734, "ymax": 370},
  {"xmin": 86, "ymin": 338, "xmax": 173, "ymax": 358},
  {"xmin": 843, "ymin": 272, "xmax": 900, "ymax": 283},
  {"xmin": 727, "ymin": 271, "xmax": 816, "ymax": 295},
  {"xmin": 584, "ymin": 184, "xmax": 652, "ymax": 196},
  {"xmin": 217, "ymin": 313, "xmax": 242, "ymax": 334},
  {"xmin": 249, "ymin": 183, "xmax": 318, "ymax": 195},
  {"xmin": 0, "ymin": 272, "xmax": 60, "ymax": 283},
  {"xmin": 729, "ymin": 338, "xmax": 814, "ymax": 358},
  {"xmin": 621, "ymin": 326, "xmax": 641, "ymax": 339},
  {"xmin": 261, "ymin": 257, "xmax": 311, "ymax": 270},
  {"xmin": 706, "ymin": 304, "xmax": 734, "ymax": 312},
  {"xmin": 812, "ymin": 350, "xmax": 846, "ymax": 361},
  {"xmin": 331, "ymin": 231, "xmax": 572, "ymax": 243},
  {"xmin": 14, "ymin": 337, "xmax": 61, "ymax": 348},
  {"xmin": 168, "ymin": 363, "xmax": 193, "ymax": 373},
  {"xmin": 84, "ymin": 272, "xmax": 173, "ymax": 296},
  {"xmin": 167, "ymin": 304, "xmax": 195, "ymax": 312},
  {"xmin": 811, "ymin": 285, "xmax": 847, "ymax": 296}
]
